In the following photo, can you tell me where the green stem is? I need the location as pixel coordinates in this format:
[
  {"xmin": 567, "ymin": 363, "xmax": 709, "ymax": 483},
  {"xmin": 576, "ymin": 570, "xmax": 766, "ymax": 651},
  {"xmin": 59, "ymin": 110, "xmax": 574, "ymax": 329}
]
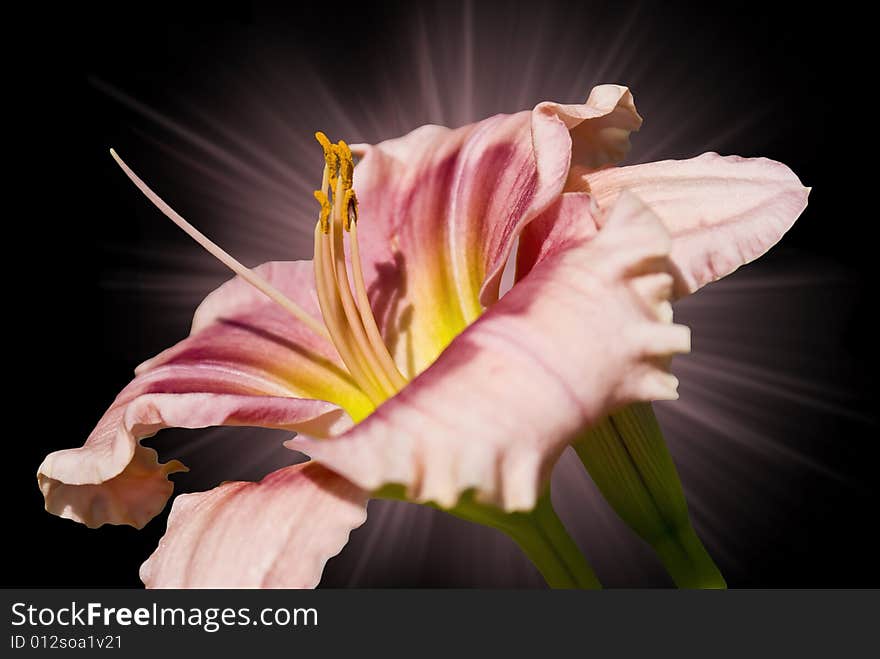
[
  {"xmin": 573, "ymin": 403, "xmax": 725, "ymax": 589},
  {"xmin": 375, "ymin": 485, "xmax": 601, "ymax": 589},
  {"xmin": 651, "ymin": 525, "xmax": 726, "ymax": 589},
  {"xmin": 452, "ymin": 491, "xmax": 601, "ymax": 589}
]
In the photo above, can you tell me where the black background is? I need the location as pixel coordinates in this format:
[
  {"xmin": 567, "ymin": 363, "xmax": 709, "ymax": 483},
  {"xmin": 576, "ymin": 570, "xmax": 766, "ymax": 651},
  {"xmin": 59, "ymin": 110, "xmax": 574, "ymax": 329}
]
[{"xmin": 7, "ymin": 1, "xmax": 877, "ymax": 588}]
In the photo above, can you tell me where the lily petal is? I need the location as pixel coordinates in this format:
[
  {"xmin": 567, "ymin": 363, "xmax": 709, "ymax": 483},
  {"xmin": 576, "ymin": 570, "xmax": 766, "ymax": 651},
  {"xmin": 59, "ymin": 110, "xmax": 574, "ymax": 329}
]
[
  {"xmin": 38, "ymin": 261, "xmax": 360, "ymax": 529},
  {"xmin": 580, "ymin": 153, "xmax": 810, "ymax": 294},
  {"xmin": 39, "ymin": 382, "xmax": 346, "ymax": 530},
  {"xmin": 515, "ymin": 191, "xmax": 601, "ymax": 277},
  {"xmin": 288, "ymin": 191, "xmax": 690, "ymax": 512},
  {"xmin": 350, "ymin": 85, "xmax": 641, "ymax": 377},
  {"xmin": 138, "ymin": 261, "xmax": 368, "ymax": 415},
  {"xmin": 140, "ymin": 462, "xmax": 368, "ymax": 588}
]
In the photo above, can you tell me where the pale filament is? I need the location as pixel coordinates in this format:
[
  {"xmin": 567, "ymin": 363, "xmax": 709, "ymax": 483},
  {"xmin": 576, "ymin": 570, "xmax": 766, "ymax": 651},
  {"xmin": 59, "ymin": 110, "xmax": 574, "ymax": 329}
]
[
  {"xmin": 312, "ymin": 134, "xmax": 408, "ymax": 402},
  {"xmin": 330, "ymin": 176, "xmax": 397, "ymax": 393},
  {"xmin": 109, "ymin": 149, "xmax": 331, "ymax": 341},
  {"xmin": 348, "ymin": 220, "xmax": 408, "ymax": 390},
  {"xmin": 313, "ymin": 219, "xmax": 386, "ymax": 404}
]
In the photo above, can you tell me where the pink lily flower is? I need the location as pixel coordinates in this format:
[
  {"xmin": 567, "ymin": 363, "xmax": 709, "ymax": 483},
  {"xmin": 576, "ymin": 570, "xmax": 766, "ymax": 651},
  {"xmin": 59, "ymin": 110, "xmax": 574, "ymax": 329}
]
[{"xmin": 37, "ymin": 84, "xmax": 808, "ymax": 588}]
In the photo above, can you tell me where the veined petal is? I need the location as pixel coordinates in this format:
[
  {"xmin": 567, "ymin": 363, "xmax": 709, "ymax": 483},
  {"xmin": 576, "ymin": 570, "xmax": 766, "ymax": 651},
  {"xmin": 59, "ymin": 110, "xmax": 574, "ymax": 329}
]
[
  {"xmin": 288, "ymin": 192, "xmax": 690, "ymax": 512},
  {"xmin": 350, "ymin": 85, "xmax": 641, "ymax": 377},
  {"xmin": 39, "ymin": 381, "xmax": 346, "ymax": 530},
  {"xmin": 38, "ymin": 261, "xmax": 363, "ymax": 529},
  {"xmin": 141, "ymin": 462, "xmax": 367, "ymax": 588},
  {"xmin": 138, "ymin": 261, "xmax": 368, "ymax": 416},
  {"xmin": 581, "ymin": 153, "xmax": 810, "ymax": 294}
]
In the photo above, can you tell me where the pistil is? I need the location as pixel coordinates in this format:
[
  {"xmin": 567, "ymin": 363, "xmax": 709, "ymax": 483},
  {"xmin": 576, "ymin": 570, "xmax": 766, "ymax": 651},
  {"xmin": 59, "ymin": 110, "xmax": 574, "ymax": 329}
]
[{"xmin": 110, "ymin": 149, "xmax": 330, "ymax": 341}]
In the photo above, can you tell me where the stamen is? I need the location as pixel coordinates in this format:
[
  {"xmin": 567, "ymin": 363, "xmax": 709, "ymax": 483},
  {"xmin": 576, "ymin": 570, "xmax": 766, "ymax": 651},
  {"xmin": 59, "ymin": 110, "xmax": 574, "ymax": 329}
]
[
  {"xmin": 312, "ymin": 132, "xmax": 412, "ymax": 403},
  {"xmin": 110, "ymin": 149, "xmax": 331, "ymax": 341}
]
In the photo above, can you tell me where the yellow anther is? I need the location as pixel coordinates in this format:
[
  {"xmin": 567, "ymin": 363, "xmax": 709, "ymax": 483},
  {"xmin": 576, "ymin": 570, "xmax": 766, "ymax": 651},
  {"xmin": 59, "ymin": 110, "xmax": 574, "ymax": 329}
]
[
  {"xmin": 337, "ymin": 140, "xmax": 354, "ymax": 190},
  {"xmin": 313, "ymin": 189, "xmax": 331, "ymax": 233},
  {"xmin": 343, "ymin": 189, "xmax": 358, "ymax": 231},
  {"xmin": 315, "ymin": 131, "xmax": 339, "ymax": 189}
]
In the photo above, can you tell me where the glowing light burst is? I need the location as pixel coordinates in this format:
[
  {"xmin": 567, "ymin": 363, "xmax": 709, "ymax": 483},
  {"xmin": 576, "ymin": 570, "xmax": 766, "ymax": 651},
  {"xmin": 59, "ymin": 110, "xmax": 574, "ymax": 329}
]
[{"xmin": 91, "ymin": 1, "xmax": 860, "ymax": 586}]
